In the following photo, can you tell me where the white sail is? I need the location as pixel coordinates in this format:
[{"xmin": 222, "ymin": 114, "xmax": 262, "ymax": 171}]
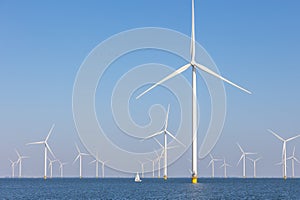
[{"xmin": 135, "ymin": 172, "xmax": 141, "ymax": 182}]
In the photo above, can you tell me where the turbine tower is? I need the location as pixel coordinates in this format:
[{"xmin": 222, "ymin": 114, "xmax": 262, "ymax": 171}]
[
  {"xmin": 237, "ymin": 143, "xmax": 256, "ymax": 178},
  {"xmin": 27, "ymin": 124, "xmax": 56, "ymax": 179},
  {"xmin": 268, "ymin": 129, "xmax": 300, "ymax": 179},
  {"xmin": 143, "ymin": 105, "xmax": 184, "ymax": 180},
  {"xmin": 287, "ymin": 146, "xmax": 300, "ymax": 178},
  {"xmin": 136, "ymin": 0, "xmax": 251, "ymax": 184},
  {"xmin": 207, "ymin": 154, "xmax": 222, "ymax": 178},
  {"xmin": 15, "ymin": 149, "xmax": 28, "ymax": 178},
  {"xmin": 90, "ymin": 153, "xmax": 108, "ymax": 178},
  {"xmin": 220, "ymin": 158, "xmax": 231, "ymax": 178},
  {"xmin": 247, "ymin": 157, "xmax": 261, "ymax": 178},
  {"xmin": 73, "ymin": 143, "xmax": 89, "ymax": 179}
]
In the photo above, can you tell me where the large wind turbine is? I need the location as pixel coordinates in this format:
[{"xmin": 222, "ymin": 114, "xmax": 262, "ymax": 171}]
[
  {"xmin": 207, "ymin": 154, "xmax": 222, "ymax": 178},
  {"xmin": 73, "ymin": 143, "xmax": 89, "ymax": 179},
  {"xmin": 9, "ymin": 159, "xmax": 17, "ymax": 178},
  {"xmin": 287, "ymin": 146, "xmax": 300, "ymax": 178},
  {"xmin": 143, "ymin": 105, "xmax": 184, "ymax": 180},
  {"xmin": 219, "ymin": 158, "xmax": 231, "ymax": 178},
  {"xmin": 237, "ymin": 143, "xmax": 256, "ymax": 178},
  {"xmin": 90, "ymin": 153, "xmax": 108, "ymax": 178},
  {"xmin": 15, "ymin": 149, "xmax": 28, "ymax": 178},
  {"xmin": 136, "ymin": 0, "xmax": 251, "ymax": 184},
  {"xmin": 58, "ymin": 160, "xmax": 67, "ymax": 178},
  {"xmin": 268, "ymin": 129, "xmax": 300, "ymax": 179},
  {"xmin": 247, "ymin": 157, "xmax": 261, "ymax": 178},
  {"xmin": 27, "ymin": 124, "xmax": 56, "ymax": 179}
]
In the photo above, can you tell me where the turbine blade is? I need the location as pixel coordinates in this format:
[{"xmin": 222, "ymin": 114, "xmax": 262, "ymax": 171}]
[
  {"xmin": 164, "ymin": 104, "xmax": 170, "ymax": 130},
  {"xmin": 286, "ymin": 134, "xmax": 300, "ymax": 142},
  {"xmin": 294, "ymin": 157, "xmax": 300, "ymax": 163},
  {"xmin": 166, "ymin": 130, "xmax": 185, "ymax": 147},
  {"xmin": 15, "ymin": 149, "xmax": 20, "ymax": 158},
  {"xmin": 209, "ymin": 154, "xmax": 213, "ymax": 160},
  {"xmin": 89, "ymin": 160, "xmax": 96, "ymax": 164},
  {"xmin": 45, "ymin": 143, "xmax": 55, "ymax": 158},
  {"xmin": 190, "ymin": 0, "xmax": 195, "ymax": 61},
  {"xmin": 154, "ymin": 138, "xmax": 163, "ymax": 148},
  {"xmin": 237, "ymin": 155, "xmax": 244, "ymax": 166},
  {"xmin": 207, "ymin": 160, "xmax": 213, "ymax": 168},
  {"xmin": 73, "ymin": 155, "xmax": 80, "ymax": 164},
  {"xmin": 237, "ymin": 143, "xmax": 244, "ymax": 153},
  {"xmin": 26, "ymin": 141, "xmax": 44, "ymax": 145},
  {"xmin": 136, "ymin": 63, "xmax": 191, "ymax": 99},
  {"xmin": 267, "ymin": 129, "xmax": 285, "ymax": 141},
  {"xmin": 81, "ymin": 153, "xmax": 89, "ymax": 156},
  {"xmin": 194, "ymin": 62, "xmax": 251, "ymax": 94},
  {"xmin": 45, "ymin": 124, "xmax": 55, "ymax": 142},
  {"xmin": 144, "ymin": 131, "xmax": 164, "ymax": 140}
]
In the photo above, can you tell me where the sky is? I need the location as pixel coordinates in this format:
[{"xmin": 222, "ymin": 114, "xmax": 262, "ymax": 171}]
[{"xmin": 1, "ymin": 0, "xmax": 300, "ymax": 178}]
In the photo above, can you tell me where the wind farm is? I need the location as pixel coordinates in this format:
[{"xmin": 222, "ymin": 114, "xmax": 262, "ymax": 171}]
[{"xmin": 1, "ymin": 0, "xmax": 300, "ymax": 199}]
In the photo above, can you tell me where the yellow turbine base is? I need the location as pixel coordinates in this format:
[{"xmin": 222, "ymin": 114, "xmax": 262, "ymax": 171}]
[
  {"xmin": 284, "ymin": 176, "xmax": 287, "ymax": 180},
  {"xmin": 163, "ymin": 175, "xmax": 167, "ymax": 180},
  {"xmin": 192, "ymin": 176, "xmax": 197, "ymax": 184},
  {"xmin": 44, "ymin": 176, "xmax": 47, "ymax": 180}
]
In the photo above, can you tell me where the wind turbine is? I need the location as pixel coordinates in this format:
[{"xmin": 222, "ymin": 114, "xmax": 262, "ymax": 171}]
[
  {"xmin": 147, "ymin": 158, "xmax": 156, "ymax": 178},
  {"xmin": 89, "ymin": 153, "xmax": 108, "ymax": 178},
  {"xmin": 27, "ymin": 124, "xmax": 56, "ymax": 179},
  {"xmin": 139, "ymin": 161, "xmax": 148, "ymax": 178},
  {"xmin": 48, "ymin": 159, "xmax": 58, "ymax": 178},
  {"xmin": 154, "ymin": 149, "xmax": 164, "ymax": 178},
  {"xmin": 73, "ymin": 143, "xmax": 89, "ymax": 178},
  {"xmin": 219, "ymin": 158, "xmax": 231, "ymax": 178},
  {"xmin": 268, "ymin": 129, "xmax": 300, "ymax": 179},
  {"xmin": 9, "ymin": 159, "xmax": 17, "ymax": 178},
  {"xmin": 237, "ymin": 143, "xmax": 256, "ymax": 178},
  {"xmin": 58, "ymin": 160, "xmax": 67, "ymax": 178},
  {"xmin": 247, "ymin": 157, "xmax": 261, "ymax": 178},
  {"xmin": 15, "ymin": 149, "xmax": 28, "ymax": 178},
  {"xmin": 287, "ymin": 146, "xmax": 300, "ymax": 178},
  {"xmin": 207, "ymin": 154, "xmax": 222, "ymax": 178},
  {"xmin": 143, "ymin": 105, "xmax": 184, "ymax": 180},
  {"xmin": 136, "ymin": 0, "xmax": 251, "ymax": 184}
]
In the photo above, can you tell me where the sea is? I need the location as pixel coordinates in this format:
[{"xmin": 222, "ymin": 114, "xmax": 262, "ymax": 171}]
[{"xmin": 0, "ymin": 178, "xmax": 299, "ymax": 199}]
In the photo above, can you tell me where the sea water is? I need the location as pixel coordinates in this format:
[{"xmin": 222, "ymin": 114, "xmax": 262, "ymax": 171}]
[{"xmin": 0, "ymin": 178, "xmax": 299, "ymax": 199}]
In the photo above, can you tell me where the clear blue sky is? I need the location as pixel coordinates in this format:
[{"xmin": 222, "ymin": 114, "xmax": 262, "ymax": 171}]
[{"xmin": 1, "ymin": 0, "xmax": 300, "ymax": 178}]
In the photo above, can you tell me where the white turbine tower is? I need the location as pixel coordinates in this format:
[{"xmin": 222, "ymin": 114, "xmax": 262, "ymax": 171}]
[
  {"xmin": 139, "ymin": 161, "xmax": 148, "ymax": 178},
  {"xmin": 15, "ymin": 149, "xmax": 28, "ymax": 178},
  {"xmin": 237, "ymin": 143, "xmax": 256, "ymax": 178},
  {"xmin": 136, "ymin": 0, "xmax": 251, "ymax": 184},
  {"xmin": 207, "ymin": 154, "xmax": 222, "ymax": 178},
  {"xmin": 27, "ymin": 124, "xmax": 56, "ymax": 179},
  {"xmin": 147, "ymin": 158, "xmax": 156, "ymax": 178},
  {"xmin": 247, "ymin": 157, "xmax": 261, "ymax": 178},
  {"xmin": 73, "ymin": 144, "xmax": 89, "ymax": 179},
  {"xmin": 58, "ymin": 160, "xmax": 67, "ymax": 178},
  {"xmin": 143, "ymin": 105, "xmax": 184, "ymax": 180},
  {"xmin": 48, "ymin": 159, "xmax": 57, "ymax": 178},
  {"xmin": 219, "ymin": 158, "xmax": 231, "ymax": 178},
  {"xmin": 90, "ymin": 153, "xmax": 109, "ymax": 178},
  {"xmin": 9, "ymin": 159, "xmax": 17, "ymax": 178},
  {"xmin": 154, "ymin": 149, "xmax": 164, "ymax": 178},
  {"xmin": 287, "ymin": 146, "xmax": 300, "ymax": 178},
  {"xmin": 268, "ymin": 129, "xmax": 300, "ymax": 179}
]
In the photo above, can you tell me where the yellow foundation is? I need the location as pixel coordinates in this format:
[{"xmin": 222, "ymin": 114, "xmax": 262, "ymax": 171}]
[
  {"xmin": 44, "ymin": 176, "xmax": 47, "ymax": 180},
  {"xmin": 163, "ymin": 175, "xmax": 167, "ymax": 180},
  {"xmin": 192, "ymin": 176, "xmax": 197, "ymax": 184}
]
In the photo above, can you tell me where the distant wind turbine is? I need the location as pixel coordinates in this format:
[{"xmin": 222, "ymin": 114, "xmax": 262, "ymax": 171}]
[
  {"xmin": 139, "ymin": 161, "xmax": 148, "ymax": 178},
  {"xmin": 247, "ymin": 157, "xmax": 261, "ymax": 178},
  {"xmin": 58, "ymin": 160, "xmax": 67, "ymax": 178},
  {"xmin": 237, "ymin": 143, "xmax": 256, "ymax": 178},
  {"xmin": 89, "ymin": 153, "xmax": 109, "ymax": 178},
  {"xmin": 136, "ymin": 0, "xmax": 251, "ymax": 184},
  {"xmin": 219, "ymin": 158, "xmax": 231, "ymax": 178},
  {"xmin": 207, "ymin": 154, "xmax": 222, "ymax": 178},
  {"xmin": 147, "ymin": 158, "xmax": 156, "ymax": 178},
  {"xmin": 9, "ymin": 159, "xmax": 17, "ymax": 178},
  {"xmin": 73, "ymin": 143, "xmax": 89, "ymax": 179},
  {"xmin": 143, "ymin": 105, "xmax": 184, "ymax": 180},
  {"xmin": 15, "ymin": 149, "xmax": 28, "ymax": 178},
  {"xmin": 48, "ymin": 159, "xmax": 58, "ymax": 178},
  {"xmin": 268, "ymin": 129, "xmax": 300, "ymax": 179},
  {"xmin": 287, "ymin": 146, "xmax": 300, "ymax": 178},
  {"xmin": 27, "ymin": 124, "xmax": 56, "ymax": 179}
]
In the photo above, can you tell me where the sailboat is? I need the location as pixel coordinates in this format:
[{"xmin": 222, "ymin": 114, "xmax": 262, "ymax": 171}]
[{"xmin": 135, "ymin": 172, "xmax": 142, "ymax": 182}]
